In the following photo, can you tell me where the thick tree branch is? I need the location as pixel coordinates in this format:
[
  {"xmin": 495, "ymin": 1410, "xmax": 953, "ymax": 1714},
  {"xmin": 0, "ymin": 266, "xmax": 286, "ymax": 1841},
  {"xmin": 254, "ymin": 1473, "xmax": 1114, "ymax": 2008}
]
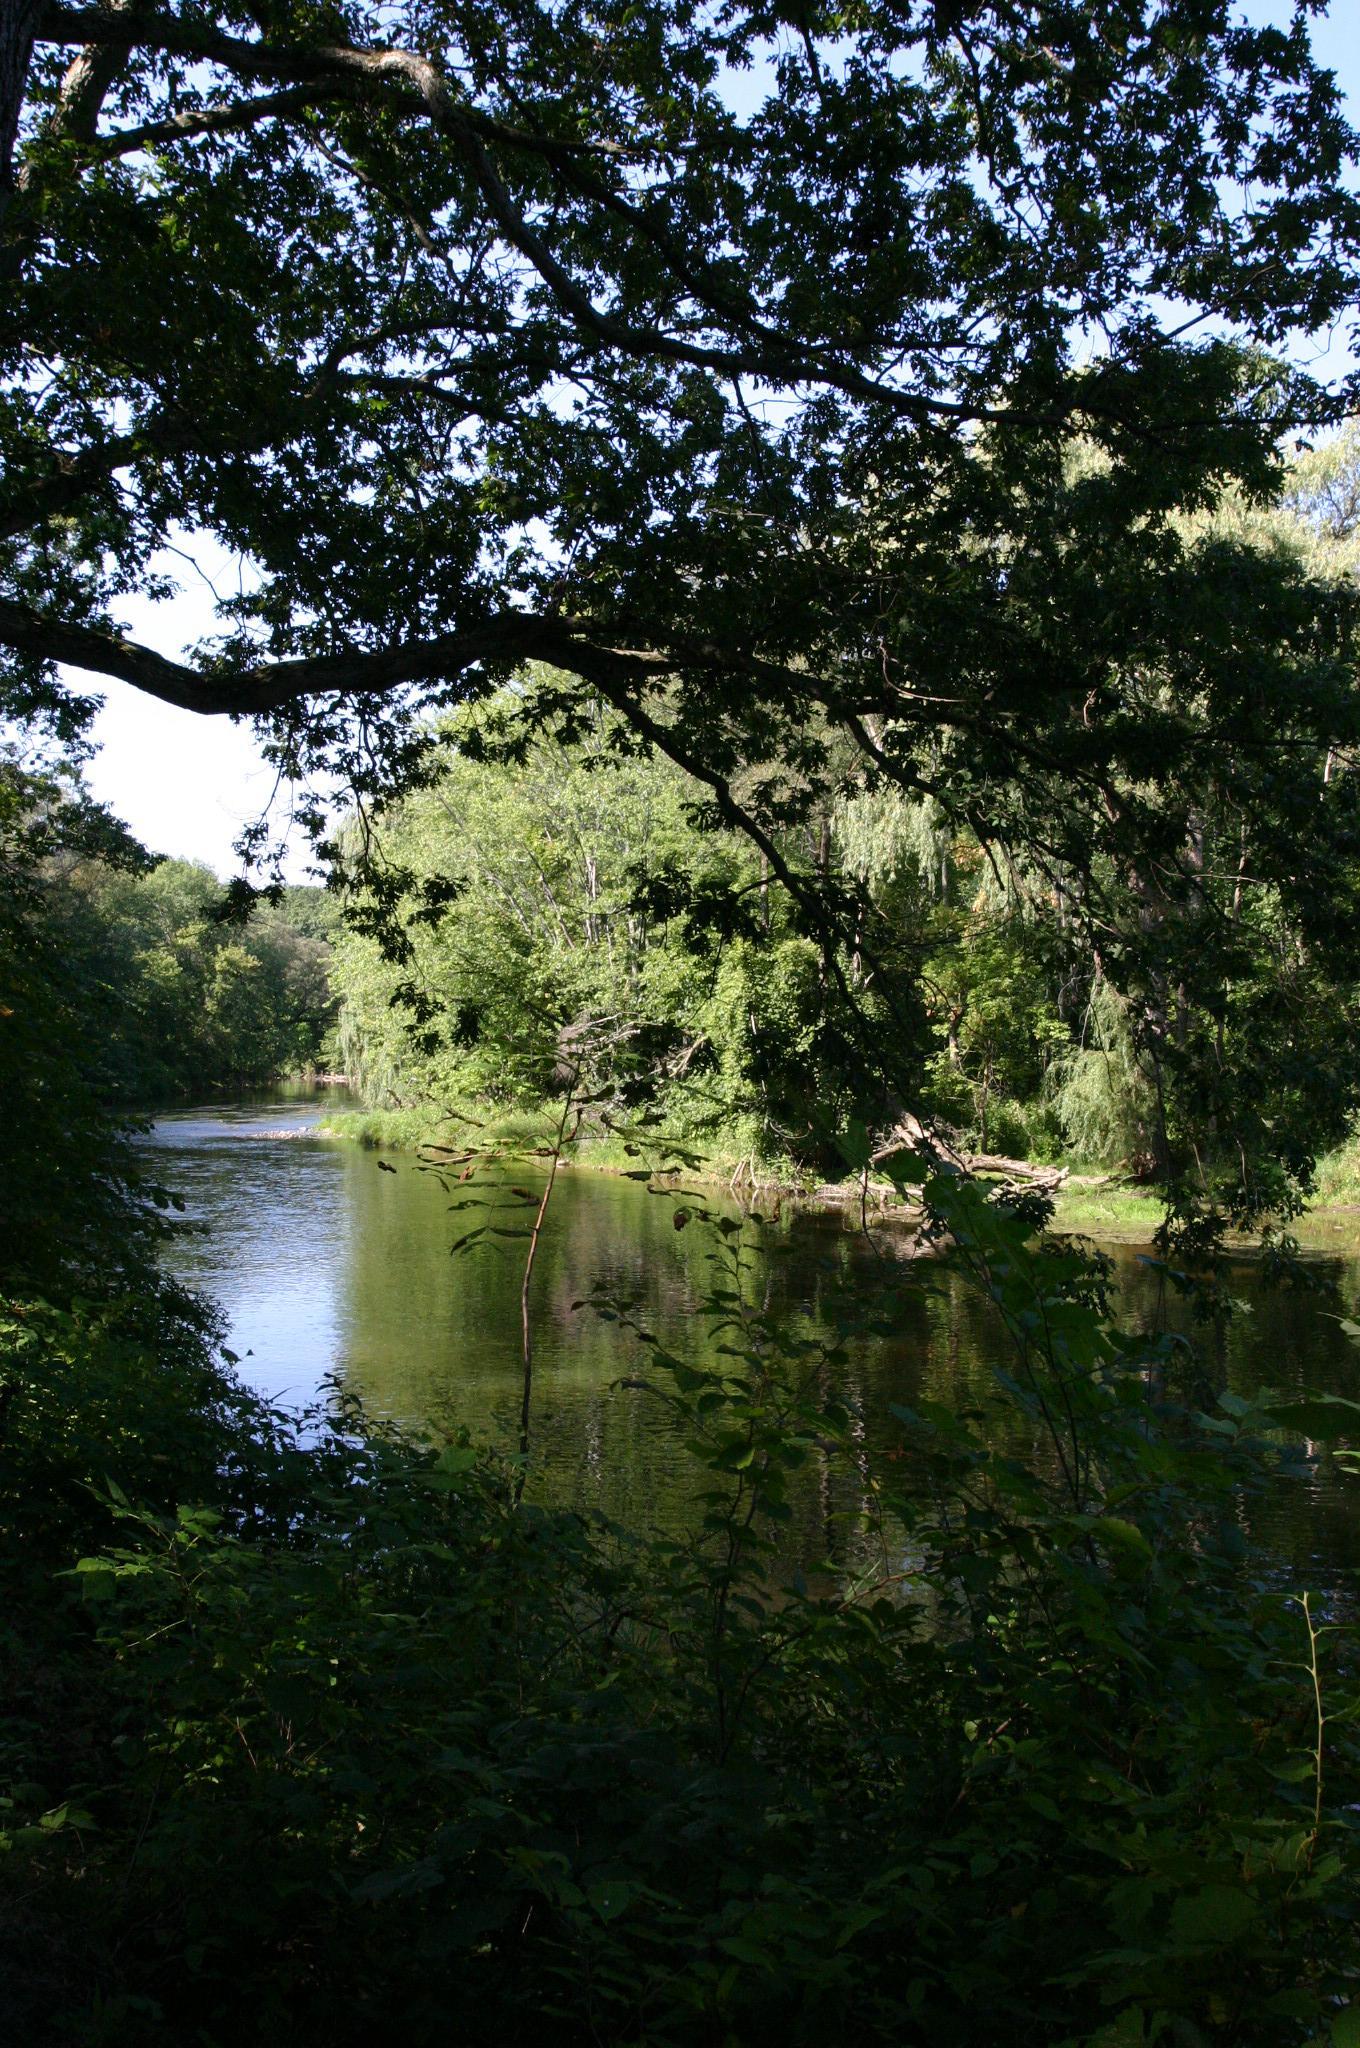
[
  {"xmin": 0, "ymin": 596, "xmax": 820, "ymax": 724},
  {"xmin": 1, "ymin": 0, "xmax": 45, "ymax": 198},
  {"xmin": 35, "ymin": 0, "xmax": 139, "ymax": 147},
  {"xmin": 0, "ymin": 598, "xmax": 576, "ymax": 713},
  {"xmin": 0, "ymin": 591, "xmax": 863, "ymax": 732}
]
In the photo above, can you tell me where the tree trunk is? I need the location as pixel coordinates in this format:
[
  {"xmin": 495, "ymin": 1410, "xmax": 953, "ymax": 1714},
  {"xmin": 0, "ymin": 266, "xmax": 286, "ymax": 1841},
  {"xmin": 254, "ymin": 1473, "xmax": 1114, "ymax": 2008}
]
[{"xmin": 0, "ymin": 0, "xmax": 43, "ymax": 202}]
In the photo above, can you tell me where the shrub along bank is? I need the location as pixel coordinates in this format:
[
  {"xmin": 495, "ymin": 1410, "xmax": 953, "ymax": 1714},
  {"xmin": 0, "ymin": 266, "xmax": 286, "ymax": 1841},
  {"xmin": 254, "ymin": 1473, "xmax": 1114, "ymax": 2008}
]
[{"xmin": 5, "ymin": 1166, "xmax": 1360, "ymax": 2045}]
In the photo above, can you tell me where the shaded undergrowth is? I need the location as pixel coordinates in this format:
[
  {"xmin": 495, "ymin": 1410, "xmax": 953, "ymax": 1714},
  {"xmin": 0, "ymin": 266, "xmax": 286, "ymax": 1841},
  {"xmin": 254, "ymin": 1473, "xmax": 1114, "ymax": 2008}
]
[{"xmin": 4, "ymin": 1163, "xmax": 1360, "ymax": 2045}]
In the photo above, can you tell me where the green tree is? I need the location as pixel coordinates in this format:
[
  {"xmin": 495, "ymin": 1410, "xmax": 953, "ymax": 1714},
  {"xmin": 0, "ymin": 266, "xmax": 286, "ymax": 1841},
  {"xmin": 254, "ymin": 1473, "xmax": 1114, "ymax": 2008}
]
[
  {"xmin": 5, "ymin": 3, "xmax": 1360, "ymax": 1234},
  {"xmin": 335, "ymin": 692, "xmax": 803, "ymax": 1139},
  {"xmin": 0, "ymin": 746, "xmax": 172, "ymax": 1292},
  {"xmin": 37, "ymin": 843, "xmax": 338, "ymax": 1098}
]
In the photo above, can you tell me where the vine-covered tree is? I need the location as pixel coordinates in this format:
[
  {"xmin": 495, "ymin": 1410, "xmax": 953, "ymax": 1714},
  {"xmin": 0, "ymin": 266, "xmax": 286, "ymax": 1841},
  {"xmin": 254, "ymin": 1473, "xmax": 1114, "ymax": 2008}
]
[{"xmin": 6, "ymin": 0, "xmax": 1360, "ymax": 1227}]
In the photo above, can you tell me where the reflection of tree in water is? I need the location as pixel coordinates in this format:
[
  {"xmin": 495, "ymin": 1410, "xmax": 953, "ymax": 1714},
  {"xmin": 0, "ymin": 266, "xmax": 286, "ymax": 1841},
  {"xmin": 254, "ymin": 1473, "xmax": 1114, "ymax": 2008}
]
[
  {"xmin": 1046, "ymin": 1245, "xmax": 1360, "ymax": 1601},
  {"xmin": 335, "ymin": 1152, "xmax": 1360, "ymax": 1591}
]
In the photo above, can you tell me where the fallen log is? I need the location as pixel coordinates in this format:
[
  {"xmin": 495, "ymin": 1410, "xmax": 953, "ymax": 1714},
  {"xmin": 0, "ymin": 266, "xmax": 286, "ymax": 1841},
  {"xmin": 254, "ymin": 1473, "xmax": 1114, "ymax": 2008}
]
[
  {"xmin": 869, "ymin": 1115, "xmax": 1112, "ymax": 1192},
  {"xmin": 961, "ymin": 1152, "xmax": 1067, "ymax": 1185}
]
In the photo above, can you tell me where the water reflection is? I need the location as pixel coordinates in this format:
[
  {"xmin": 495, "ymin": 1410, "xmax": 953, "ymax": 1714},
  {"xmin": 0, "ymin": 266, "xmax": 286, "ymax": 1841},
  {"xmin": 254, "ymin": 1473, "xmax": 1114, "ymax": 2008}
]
[{"xmin": 144, "ymin": 1097, "xmax": 1360, "ymax": 1589}]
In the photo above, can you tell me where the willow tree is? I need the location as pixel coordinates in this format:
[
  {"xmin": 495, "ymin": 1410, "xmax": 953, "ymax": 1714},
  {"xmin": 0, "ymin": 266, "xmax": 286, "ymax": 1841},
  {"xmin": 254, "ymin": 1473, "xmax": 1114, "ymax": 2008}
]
[{"xmin": 5, "ymin": 0, "xmax": 1360, "ymax": 1223}]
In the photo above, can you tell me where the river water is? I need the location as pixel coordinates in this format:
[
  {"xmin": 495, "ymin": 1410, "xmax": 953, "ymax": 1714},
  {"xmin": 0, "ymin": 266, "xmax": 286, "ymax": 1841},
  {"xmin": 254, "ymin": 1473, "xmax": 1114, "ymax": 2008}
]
[{"xmin": 143, "ymin": 1091, "xmax": 1360, "ymax": 1588}]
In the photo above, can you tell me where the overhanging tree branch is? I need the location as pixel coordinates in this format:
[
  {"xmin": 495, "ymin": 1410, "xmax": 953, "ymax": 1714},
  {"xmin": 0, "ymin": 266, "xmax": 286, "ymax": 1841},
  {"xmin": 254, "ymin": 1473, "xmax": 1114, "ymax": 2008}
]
[
  {"xmin": 0, "ymin": 593, "xmax": 879, "ymax": 721},
  {"xmin": 0, "ymin": 599, "xmax": 561, "ymax": 713},
  {"xmin": 24, "ymin": 6, "xmax": 1063, "ymax": 430}
]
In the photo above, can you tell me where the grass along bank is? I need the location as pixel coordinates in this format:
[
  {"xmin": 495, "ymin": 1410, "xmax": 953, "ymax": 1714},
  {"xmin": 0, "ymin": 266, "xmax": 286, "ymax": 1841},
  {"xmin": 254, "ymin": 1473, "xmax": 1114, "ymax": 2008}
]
[
  {"xmin": 315, "ymin": 1101, "xmax": 812, "ymax": 1192},
  {"xmin": 317, "ymin": 1102, "xmax": 1360, "ymax": 1255}
]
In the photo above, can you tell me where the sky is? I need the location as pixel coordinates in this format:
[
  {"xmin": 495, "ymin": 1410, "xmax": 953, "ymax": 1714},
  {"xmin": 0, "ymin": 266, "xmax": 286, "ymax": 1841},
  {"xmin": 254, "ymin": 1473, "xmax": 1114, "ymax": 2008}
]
[
  {"xmin": 78, "ymin": 0, "xmax": 1360, "ymax": 883},
  {"xmin": 81, "ymin": 539, "xmax": 311, "ymax": 880}
]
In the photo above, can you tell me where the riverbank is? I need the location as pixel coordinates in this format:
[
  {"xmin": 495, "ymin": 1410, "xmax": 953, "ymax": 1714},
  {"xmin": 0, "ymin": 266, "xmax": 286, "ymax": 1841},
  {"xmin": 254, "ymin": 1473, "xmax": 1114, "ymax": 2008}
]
[
  {"xmin": 1051, "ymin": 1179, "xmax": 1360, "ymax": 1252},
  {"xmin": 314, "ymin": 1104, "xmax": 1360, "ymax": 1253},
  {"xmin": 315, "ymin": 1103, "xmax": 811, "ymax": 1191}
]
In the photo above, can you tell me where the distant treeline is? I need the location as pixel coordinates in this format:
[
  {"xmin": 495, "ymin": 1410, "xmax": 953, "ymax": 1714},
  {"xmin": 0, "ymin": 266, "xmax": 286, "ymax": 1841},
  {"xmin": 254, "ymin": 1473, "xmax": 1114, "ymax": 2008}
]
[{"xmin": 25, "ymin": 777, "xmax": 339, "ymax": 1099}]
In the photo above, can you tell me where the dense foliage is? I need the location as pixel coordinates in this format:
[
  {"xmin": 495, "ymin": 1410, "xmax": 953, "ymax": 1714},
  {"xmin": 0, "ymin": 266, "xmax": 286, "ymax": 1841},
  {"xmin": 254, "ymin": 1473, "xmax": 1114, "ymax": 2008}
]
[
  {"xmin": 8, "ymin": 6, "xmax": 1360, "ymax": 2040},
  {"xmin": 7, "ymin": 0, "xmax": 1360, "ymax": 1244},
  {"xmin": 0, "ymin": 746, "xmax": 177, "ymax": 1294},
  {"xmin": 50, "ymin": 854, "xmax": 340, "ymax": 1098},
  {"xmin": 3, "ymin": 745, "xmax": 339, "ymax": 1103}
]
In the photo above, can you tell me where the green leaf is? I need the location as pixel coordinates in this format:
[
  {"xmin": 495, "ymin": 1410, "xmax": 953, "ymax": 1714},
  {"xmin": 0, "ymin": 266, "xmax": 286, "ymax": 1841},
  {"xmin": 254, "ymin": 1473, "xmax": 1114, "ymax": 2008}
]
[
  {"xmin": 71, "ymin": 1559, "xmax": 117, "ymax": 1601},
  {"xmin": 882, "ymin": 1150, "xmax": 931, "ymax": 1187},
  {"xmin": 587, "ymin": 1880, "xmax": 637, "ymax": 1923},
  {"xmin": 1094, "ymin": 1516, "xmax": 1153, "ymax": 1563},
  {"xmin": 837, "ymin": 1120, "xmax": 872, "ymax": 1172},
  {"xmin": 1085, "ymin": 2009, "xmax": 1146, "ymax": 2048},
  {"xmin": 717, "ymin": 1936, "xmax": 771, "ymax": 1968},
  {"xmin": 435, "ymin": 1446, "xmax": 478, "ymax": 1475},
  {"xmin": 1168, "ymin": 1884, "xmax": 1258, "ymax": 1948},
  {"xmin": 833, "ymin": 1902, "xmax": 888, "ymax": 1949},
  {"xmin": 1263, "ymin": 1393, "xmax": 1360, "ymax": 1440}
]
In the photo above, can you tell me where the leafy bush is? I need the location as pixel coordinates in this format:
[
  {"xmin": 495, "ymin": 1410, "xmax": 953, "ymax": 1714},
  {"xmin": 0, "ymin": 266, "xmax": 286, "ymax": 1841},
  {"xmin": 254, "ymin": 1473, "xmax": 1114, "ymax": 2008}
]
[{"xmin": 3, "ymin": 1173, "xmax": 1359, "ymax": 2045}]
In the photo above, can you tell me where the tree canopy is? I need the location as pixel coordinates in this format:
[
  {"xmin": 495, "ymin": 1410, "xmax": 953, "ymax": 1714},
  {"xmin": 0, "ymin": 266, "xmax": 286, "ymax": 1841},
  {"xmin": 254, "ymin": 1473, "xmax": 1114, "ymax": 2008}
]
[
  {"xmin": 5, "ymin": 2, "xmax": 1357, "ymax": 703},
  {"xmin": 7, "ymin": 0, "xmax": 1360, "ymax": 1221}
]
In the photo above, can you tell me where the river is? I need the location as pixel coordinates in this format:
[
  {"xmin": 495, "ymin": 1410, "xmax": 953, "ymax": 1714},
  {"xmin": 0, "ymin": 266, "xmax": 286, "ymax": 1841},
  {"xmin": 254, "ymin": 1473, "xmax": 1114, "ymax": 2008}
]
[{"xmin": 142, "ymin": 1090, "xmax": 1360, "ymax": 1589}]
